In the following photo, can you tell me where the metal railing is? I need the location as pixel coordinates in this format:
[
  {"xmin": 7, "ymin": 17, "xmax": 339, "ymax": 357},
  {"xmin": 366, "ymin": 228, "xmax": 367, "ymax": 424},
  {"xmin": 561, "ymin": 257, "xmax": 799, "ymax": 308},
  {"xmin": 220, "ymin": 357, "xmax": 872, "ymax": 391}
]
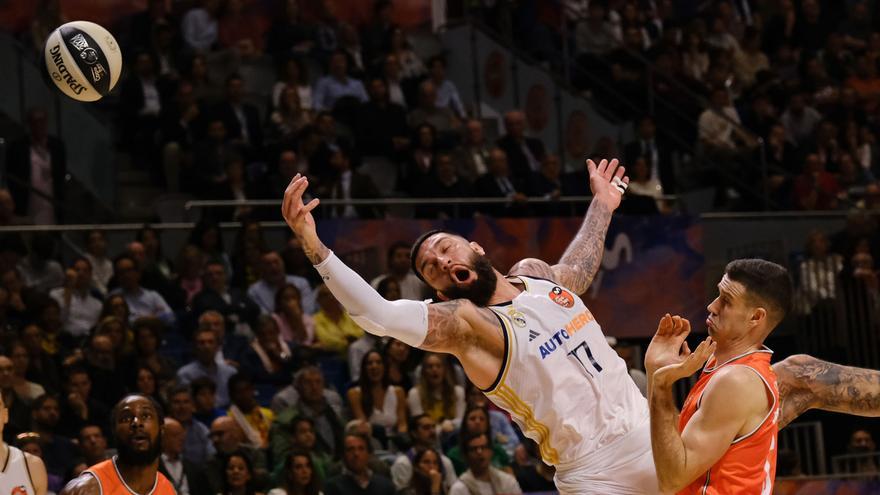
[
  {"xmin": 833, "ymin": 452, "xmax": 880, "ymax": 476},
  {"xmin": 780, "ymin": 421, "xmax": 827, "ymax": 475}
]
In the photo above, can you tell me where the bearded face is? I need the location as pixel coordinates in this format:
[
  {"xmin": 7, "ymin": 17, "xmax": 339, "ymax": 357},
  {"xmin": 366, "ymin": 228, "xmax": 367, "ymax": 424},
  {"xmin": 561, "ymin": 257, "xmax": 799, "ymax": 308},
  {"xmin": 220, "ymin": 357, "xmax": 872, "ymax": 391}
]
[{"xmin": 439, "ymin": 251, "xmax": 497, "ymax": 307}]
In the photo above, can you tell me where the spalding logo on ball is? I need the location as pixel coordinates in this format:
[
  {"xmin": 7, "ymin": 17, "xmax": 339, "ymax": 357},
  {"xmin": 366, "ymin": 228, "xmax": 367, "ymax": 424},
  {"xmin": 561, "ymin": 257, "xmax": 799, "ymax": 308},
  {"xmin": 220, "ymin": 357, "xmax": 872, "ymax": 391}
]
[{"xmin": 43, "ymin": 21, "xmax": 122, "ymax": 102}]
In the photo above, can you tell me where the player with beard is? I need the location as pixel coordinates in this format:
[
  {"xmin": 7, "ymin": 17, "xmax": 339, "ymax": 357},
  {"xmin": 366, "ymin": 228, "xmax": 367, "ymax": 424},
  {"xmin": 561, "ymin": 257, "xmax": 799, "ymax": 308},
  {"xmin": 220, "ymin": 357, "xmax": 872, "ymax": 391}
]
[
  {"xmin": 60, "ymin": 395, "xmax": 175, "ymax": 495},
  {"xmin": 281, "ymin": 160, "xmax": 880, "ymax": 494}
]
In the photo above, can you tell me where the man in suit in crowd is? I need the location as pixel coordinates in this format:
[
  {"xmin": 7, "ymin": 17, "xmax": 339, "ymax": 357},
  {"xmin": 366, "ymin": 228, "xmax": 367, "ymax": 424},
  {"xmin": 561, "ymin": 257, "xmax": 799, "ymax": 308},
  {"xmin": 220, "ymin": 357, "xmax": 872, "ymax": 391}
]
[
  {"xmin": 6, "ymin": 108, "xmax": 67, "ymax": 224},
  {"xmin": 496, "ymin": 110, "xmax": 546, "ymax": 183}
]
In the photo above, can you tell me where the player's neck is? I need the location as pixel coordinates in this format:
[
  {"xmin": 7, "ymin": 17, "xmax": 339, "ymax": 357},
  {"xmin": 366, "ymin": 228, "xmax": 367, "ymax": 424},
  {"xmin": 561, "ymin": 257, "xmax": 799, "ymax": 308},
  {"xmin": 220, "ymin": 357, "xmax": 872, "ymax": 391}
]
[
  {"xmin": 712, "ymin": 339, "xmax": 764, "ymax": 366},
  {"xmin": 486, "ymin": 273, "xmax": 521, "ymax": 306},
  {"xmin": 116, "ymin": 459, "xmax": 159, "ymax": 495}
]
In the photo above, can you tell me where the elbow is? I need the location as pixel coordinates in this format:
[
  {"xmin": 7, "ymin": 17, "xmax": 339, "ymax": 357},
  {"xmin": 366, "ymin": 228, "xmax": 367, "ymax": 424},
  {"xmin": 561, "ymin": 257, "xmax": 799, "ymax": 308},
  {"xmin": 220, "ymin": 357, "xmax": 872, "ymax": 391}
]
[{"xmin": 656, "ymin": 474, "xmax": 687, "ymax": 494}]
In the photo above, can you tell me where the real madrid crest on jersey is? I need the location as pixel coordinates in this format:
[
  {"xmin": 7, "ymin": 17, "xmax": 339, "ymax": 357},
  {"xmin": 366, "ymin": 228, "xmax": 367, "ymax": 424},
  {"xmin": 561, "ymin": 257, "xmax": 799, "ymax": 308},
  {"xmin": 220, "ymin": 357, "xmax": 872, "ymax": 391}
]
[
  {"xmin": 506, "ymin": 307, "xmax": 527, "ymax": 327},
  {"xmin": 549, "ymin": 286, "xmax": 574, "ymax": 308}
]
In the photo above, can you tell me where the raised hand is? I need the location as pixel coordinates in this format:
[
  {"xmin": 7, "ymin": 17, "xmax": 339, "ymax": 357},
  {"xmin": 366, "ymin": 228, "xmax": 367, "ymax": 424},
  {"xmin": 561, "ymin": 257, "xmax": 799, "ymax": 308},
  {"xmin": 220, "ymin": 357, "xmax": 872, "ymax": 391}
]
[
  {"xmin": 645, "ymin": 314, "xmax": 694, "ymax": 375},
  {"xmin": 588, "ymin": 158, "xmax": 629, "ymax": 210},
  {"xmin": 281, "ymin": 174, "xmax": 320, "ymax": 240},
  {"xmin": 653, "ymin": 336, "xmax": 716, "ymax": 387}
]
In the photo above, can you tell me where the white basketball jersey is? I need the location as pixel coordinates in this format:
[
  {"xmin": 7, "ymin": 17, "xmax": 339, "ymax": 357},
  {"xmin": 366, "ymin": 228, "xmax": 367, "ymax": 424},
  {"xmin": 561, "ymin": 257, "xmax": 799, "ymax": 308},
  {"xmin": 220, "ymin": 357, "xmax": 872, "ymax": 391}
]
[
  {"xmin": 0, "ymin": 447, "xmax": 36, "ymax": 495},
  {"xmin": 482, "ymin": 276, "xmax": 649, "ymax": 469}
]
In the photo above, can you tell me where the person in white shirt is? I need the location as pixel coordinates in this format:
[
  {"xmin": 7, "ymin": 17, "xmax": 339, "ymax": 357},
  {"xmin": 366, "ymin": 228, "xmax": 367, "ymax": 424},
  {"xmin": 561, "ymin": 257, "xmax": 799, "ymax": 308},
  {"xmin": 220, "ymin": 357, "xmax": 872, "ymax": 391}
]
[
  {"xmin": 449, "ymin": 432, "xmax": 521, "ymax": 495},
  {"xmin": 18, "ymin": 233, "xmax": 64, "ymax": 293},
  {"xmin": 83, "ymin": 230, "xmax": 112, "ymax": 296},
  {"xmin": 50, "ymin": 258, "xmax": 102, "ymax": 340},
  {"xmin": 697, "ymin": 87, "xmax": 749, "ymax": 153},
  {"xmin": 370, "ymin": 242, "xmax": 427, "ymax": 301},
  {"xmin": 182, "ymin": 0, "xmax": 220, "ymax": 52}
]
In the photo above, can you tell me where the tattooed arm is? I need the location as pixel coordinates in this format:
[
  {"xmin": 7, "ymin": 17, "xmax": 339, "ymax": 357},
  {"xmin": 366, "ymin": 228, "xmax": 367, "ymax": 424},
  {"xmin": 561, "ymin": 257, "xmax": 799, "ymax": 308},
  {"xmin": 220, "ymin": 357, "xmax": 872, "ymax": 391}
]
[
  {"xmin": 773, "ymin": 354, "xmax": 880, "ymax": 429},
  {"xmin": 281, "ymin": 174, "xmax": 506, "ymax": 388},
  {"xmin": 508, "ymin": 159, "xmax": 627, "ymax": 295}
]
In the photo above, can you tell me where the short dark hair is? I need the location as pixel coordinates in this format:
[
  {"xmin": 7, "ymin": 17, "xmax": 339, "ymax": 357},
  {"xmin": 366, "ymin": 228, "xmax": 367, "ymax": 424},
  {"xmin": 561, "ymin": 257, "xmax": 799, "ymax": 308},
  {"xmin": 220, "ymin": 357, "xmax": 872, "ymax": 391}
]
[
  {"xmin": 344, "ymin": 432, "xmax": 372, "ymax": 453},
  {"xmin": 32, "ymin": 394, "xmax": 58, "ymax": 410},
  {"xmin": 168, "ymin": 383, "xmax": 192, "ymax": 399},
  {"xmin": 227, "ymin": 372, "xmax": 253, "ymax": 393},
  {"xmin": 409, "ymin": 230, "xmax": 459, "ymax": 283},
  {"xmin": 724, "ymin": 259, "xmax": 793, "ymax": 325},
  {"xmin": 190, "ymin": 377, "xmax": 216, "ymax": 396},
  {"xmin": 409, "ymin": 413, "xmax": 432, "ymax": 432},
  {"xmin": 461, "ymin": 430, "xmax": 491, "ymax": 453}
]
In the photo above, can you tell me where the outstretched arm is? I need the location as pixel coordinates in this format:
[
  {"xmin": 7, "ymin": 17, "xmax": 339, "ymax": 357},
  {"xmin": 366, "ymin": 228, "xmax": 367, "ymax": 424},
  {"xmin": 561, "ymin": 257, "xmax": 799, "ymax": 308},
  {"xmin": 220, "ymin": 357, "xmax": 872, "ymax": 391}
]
[
  {"xmin": 773, "ymin": 354, "xmax": 880, "ymax": 429},
  {"xmin": 510, "ymin": 159, "xmax": 627, "ymax": 294},
  {"xmin": 281, "ymin": 176, "xmax": 504, "ymax": 386}
]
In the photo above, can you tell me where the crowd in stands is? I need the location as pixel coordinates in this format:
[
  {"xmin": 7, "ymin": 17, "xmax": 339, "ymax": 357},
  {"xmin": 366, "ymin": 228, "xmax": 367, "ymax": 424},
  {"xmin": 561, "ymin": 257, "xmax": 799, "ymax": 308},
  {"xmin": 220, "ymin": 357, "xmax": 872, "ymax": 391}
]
[
  {"xmin": 488, "ymin": 0, "xmax": 880, "ymax": 211},
  {"xmin": 0, "ymin": 218, "xmax": 632, "ymax": 494}
]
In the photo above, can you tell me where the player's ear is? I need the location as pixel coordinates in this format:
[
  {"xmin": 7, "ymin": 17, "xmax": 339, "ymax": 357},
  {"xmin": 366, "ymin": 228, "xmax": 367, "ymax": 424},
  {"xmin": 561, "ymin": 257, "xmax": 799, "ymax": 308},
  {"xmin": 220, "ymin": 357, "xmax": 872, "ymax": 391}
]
[
  {"xmin": 469, "ymin": 241, "xmax": 485, "ymax": 256},
  {"xmin": 751, "ymin": 307, "xmax": 766, "ymax": 327}
]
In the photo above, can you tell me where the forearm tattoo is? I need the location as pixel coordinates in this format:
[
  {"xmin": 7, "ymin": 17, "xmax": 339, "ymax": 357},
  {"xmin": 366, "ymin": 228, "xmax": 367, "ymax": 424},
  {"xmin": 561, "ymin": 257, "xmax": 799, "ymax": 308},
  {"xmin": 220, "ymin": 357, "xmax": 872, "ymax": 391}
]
[
  {"xmin": 422, "ymin": 301, "xmax": 499, "ymax": 352},
  {"xmin": 557, "ymin": 200, "xmax": 613, "ymax": 294},
  {"xmin": 774, "ymin": 354, "xmax": 880, "ymax": 429},
  {"xmin": 302, "ymin": 240, "xmax": 330, "ymax": 265}
]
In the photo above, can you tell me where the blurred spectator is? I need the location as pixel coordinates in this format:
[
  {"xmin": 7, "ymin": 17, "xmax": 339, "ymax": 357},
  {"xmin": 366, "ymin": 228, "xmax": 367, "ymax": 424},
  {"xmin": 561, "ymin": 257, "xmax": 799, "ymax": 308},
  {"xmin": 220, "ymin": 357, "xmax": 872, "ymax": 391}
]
[
  {"xmin": 448, "ymin": 432, "xmax": 521, "ymax": 495},
  {"xmin": 215, "ymin": 75, "xmax": 263, "ymax": 152},
  {"xmin": 57, "ymin": 366, "xmax": 109, "ymax": 438},
  {"xmin": 30, "ymin": 394, "xmax": 76, "ymax": 479},
  {"xmin": 272, "ymin": 283, "xmax": 316, "ymax": 347},
  {"xmin": 846, "ymin": 53, "xmax": 880, "ymax": 112},
  {"xmin": 408, "ymin": 81, "xmax": 460, "ymax": 137},
  {"xmin": 169, "ymin": 383, "xmax": 217, "ymax": 465},
  {"xmin": 227, "ymin": 372, "xmax": 274, "ymax": 450},
  {"xmin": 574, "ymin": 2, "xmax": 618, "ymax": 58},
  {"xmin": 199, "ymin": 309, "xmax": 249, "ymax": 367},
  {"xmin": 269, "ymin": 450, "xmax": 322, "ymax": 495},
  {"xmin": 133, "ymin": 317, "xmax": 177, "ymax": 384},
  {"xmin": 20, "ymin": 324, "xmax": 61, "ymax": 394},
  {"xmin": 398, "ymin": 123, "xmax": 437, "ymax": 196},
  {"xmin": 397, "ymin": 447, "xmax": 447, "ymax": 495},
  {"xmin": 321, "ymin": 145, "xmax": 381, "ymax": 219},
  {"xmin": 17, "ymin": 430, "xmax": 65, "ymax": 490},
  {"xmin": 313, "ymin": 284, "xmax": 364, "ymax": 354},
  {"xmin": 624, "ymin": 115, "xmax": 673, "ymax": 194},
  {"xmin": 407, "ymin": 354, "xmax": 465, "ymax": 432},
  {"xmin": 83, "ymin": 230, "xmax": 112, "ymax": 295},
  {"xmin": 698, "ymin": 87, "xmax": 748, "ymax": 155},
  {"xmin": 391, "ymin": 414, "xmax": 457, "ymax": 492},
  {"xmin": 463, "ymin": 385, "xmax": 519, "ymax": 461},
  {"xmin": 132, "ymin": 364, "xmax": 160, "ymax": 400},
  {"xmin": 82, "ymin": 332, "xmax": 126, "ymax": 404},
  {"xmin": 780, "ymin": 93, "xmax": 823, "ymax": 149},
  {"xmin": 192, "ymin": 377, "xmax": 225, "ymax": 427},
  {"xmin": 152, "ymin": 21, "xmax": 180, "ymax": 79},
  {"xmin": 797, "ymin": 230, "xmax": 844, "ymax": 315},
  {"xmin": 75, "ymin": 424, "xmax": 112, "ymax": 470},
  {"xmin": 354, "ymin": 78, "xmax": 409, "ymax": 157},
  {"xmin": 50, "ymin": 257, "xmax": 102, "ymax": 341},
  {"xmin": 6, "ymin": 107, "xmax": 67, "ymax": 224},
  {"xmin": 526, "ymin": 154, "xmax": 568, "ymax": 216},
  {"xmin": 176, "ymin": 245, "xmax": 205, "ymax": 306},
  {"xmin": 248, "ymin": 251, "xmax": 315, "ymax": 315},
  {"xmin": 792, "ymin": 154, "xmax": 841, "ymax": 210},
  {"xmin": 186, "ymin": 54, "xmax": 223, "ymax": 105},
  {"xmin": 269, "ymin": 366, "xmax": 345, "ymax": 461},
  {"xmin": 177, "ymin": 327, "xmax": 239, "ymax": 408},
  {"xmin": 265, "ymin": 0, "xmax": 315, "ymax": 59},
  {"xmin": 370, "ymin": 242, "xmax": 426, "ymax": 301},
  {"xmin": 388, "ymin": 27, "xmax": 426, "ymax": 81},
  {"xmin": 192, "ymin": 259, "xmax": 260, "ymax": 334},
  {"xmin": 841, "ymin": 429, "xmax": 878, "ymax": 474},
  {"xmin": 313, "ymin": 51, "xmax": 368, "ymax": 112},
  {"xmin": 0, "ymin": 355, "xmax": 31, "ymax": 444},
  {"xmin": 0, "ymin": 189, "xmax": 25, "ymax": 226},
  {"xmin": 127, "ymin": 240, "xmax": 179, "ymax": 309},
  {"xmin": 623, "ymin": 157, "xmax": 664, "ymax": 215},
  {"xmin": 138, "ymin": 226, "xmax": 175, "ymax": 286},
  {"xmin": 446, "ymin": 405, "xmax": 511, "ymax": 476},
  {"xmin": 473, "ymin": 148, "xmax": 529, "ymax": 217},
  {"xmin": 383, "ymin": 54, "xmax": 408, "ymax": 108},
  {"xmin": 182, "ymin": 0, "xmax": 221, "ymax": 52},
  {"xmin": 239, "ymin": 315, "xmax": 294, "ymax": 388},
  {"xmin": 497, "ymin": 110, "xmax": 546, "ymax": 181},
  {"xmin": 129, "ymin": 0, "xmax": 171, "ymax": 51},
  {"xmin": 110, "ymin": 254, "xmax": 176, "ymax": 326},
  {"xmin": 160, "ymin": 80, "xmax": 206, "ymax": 192},
  {"xmin": 8, "ymin": 340, "xmax": 44, "ymax": 402},
  {"xmin": 160, "ymin": 417, "xmax": 212, "ymax": 495},
  {"xmin": 267, "ymin": 86, "xmax": 312, "ymax": 145},
  {"xmin": 429, "ymin": 56, "xmax": 465, "ymax": 119},
  {"xmin": 18, "ymin": 232, "xmax": 63, "ymax": 292},
  {"xmin": 454, "ymin": 120, "xmax": 491, "ymax": 184},
  {"xmin": 347, "ymin": 350, "xmax": 407, "ymax": 437},
  {"xmin": 218, "ymin": 0, "xmax": 267, "ymax": 52},
  {"xmin": 681, "ymin": 30, "xmax": 710, "ymax": 82},
  {"xmin": 119, "ymin": 52, "xmax": 167, "ymax": 170},
  {"xmin": 512, "ymin": 439, "xmax": 555, "ymax": 493},
  {"xmin": 413, "ymin": 152, "xmax": 474, "ymax": 219},
  {"xmin": 362, "ymin": 0, "xmax": 394, "ymax": 65},
  {"xmin": 338, "ymin": 23, "xmax": 364, "ymax": 75},
  {"xmin": 272, "ymin": 57, "xmax": 313, "ymax": 112},
  {"xmin": 219, "ymin": 451, "xmax": 260, "ymax": 495},
  {"xmin": 383, "ymin": 338, "xmax": 415, "ymax": 392},
  {"xmin": 323, "ymin": 433, "xmax": 395, "ymax": 495}
]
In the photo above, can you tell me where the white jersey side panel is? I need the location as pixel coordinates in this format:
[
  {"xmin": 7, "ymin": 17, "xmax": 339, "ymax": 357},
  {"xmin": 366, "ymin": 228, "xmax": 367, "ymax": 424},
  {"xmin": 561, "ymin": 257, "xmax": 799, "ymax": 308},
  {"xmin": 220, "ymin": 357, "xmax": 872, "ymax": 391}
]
[
  {"xmin": 0, "ymin": 447, "xmax": 36, "ymax": 495},
  {"xmin": 482, "ymin": 276, "xmax": 649, "ymax": 469}
]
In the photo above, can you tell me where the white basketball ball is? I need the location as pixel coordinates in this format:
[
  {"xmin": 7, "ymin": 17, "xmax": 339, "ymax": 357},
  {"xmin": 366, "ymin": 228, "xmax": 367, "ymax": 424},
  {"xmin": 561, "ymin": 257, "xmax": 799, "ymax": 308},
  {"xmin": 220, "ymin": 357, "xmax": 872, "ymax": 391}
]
[{"xmin": 43, "ymin": 21, "xmax": 122, "ymax": 102}]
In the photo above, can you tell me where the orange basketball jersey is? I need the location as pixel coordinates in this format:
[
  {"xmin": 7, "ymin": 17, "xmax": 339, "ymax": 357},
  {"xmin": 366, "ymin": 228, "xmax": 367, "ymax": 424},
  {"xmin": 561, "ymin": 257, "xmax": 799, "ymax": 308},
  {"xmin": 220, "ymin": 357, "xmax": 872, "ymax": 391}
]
[
  {"xmin": 85, "ymin": 457, "xmax": 176, "ymax": 495},
  {"xmin": 677, "ymin": 348, "xmax": 780, "ymax": 495}
]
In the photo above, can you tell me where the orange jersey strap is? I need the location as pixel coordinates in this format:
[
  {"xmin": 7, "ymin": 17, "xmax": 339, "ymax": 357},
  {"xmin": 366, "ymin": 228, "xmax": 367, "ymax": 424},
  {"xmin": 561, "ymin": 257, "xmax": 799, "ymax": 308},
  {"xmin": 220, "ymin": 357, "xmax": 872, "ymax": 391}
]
[{"xmin": 85, "ymin": 458, "xmax": 177, "ymax": 495}]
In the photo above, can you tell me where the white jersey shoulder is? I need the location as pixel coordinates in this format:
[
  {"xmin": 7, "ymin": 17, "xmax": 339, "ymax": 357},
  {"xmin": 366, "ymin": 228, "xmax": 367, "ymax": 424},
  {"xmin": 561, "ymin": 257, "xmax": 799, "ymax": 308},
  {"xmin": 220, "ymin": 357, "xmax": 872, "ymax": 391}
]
[
  {"xmin": 0, "ymin": 446, "xmax": 36, "ymax": 495},
  {"xmin": 481, "ymin": 276, "xmax": 649, "ymax": 469}
]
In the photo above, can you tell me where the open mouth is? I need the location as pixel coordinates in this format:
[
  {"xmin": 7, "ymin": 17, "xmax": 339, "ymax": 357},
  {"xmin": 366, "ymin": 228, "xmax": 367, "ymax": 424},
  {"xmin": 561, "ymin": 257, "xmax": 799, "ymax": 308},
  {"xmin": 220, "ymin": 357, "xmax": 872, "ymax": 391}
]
[{"xmin": 451, "ymin": 265, "xmax": 474, "ymax": 284}]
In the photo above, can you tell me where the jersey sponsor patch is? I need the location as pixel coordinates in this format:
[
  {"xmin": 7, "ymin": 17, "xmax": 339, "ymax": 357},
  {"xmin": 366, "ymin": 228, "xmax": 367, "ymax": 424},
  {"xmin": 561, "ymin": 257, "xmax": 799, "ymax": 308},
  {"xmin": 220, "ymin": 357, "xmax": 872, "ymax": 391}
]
[
  {"xmin": 549, "ymin": 286, "xmax": 574, "ymax": 308},
  {"xmin": 11, "ymin": 486, "xmax": 27, "ymax": 495}
]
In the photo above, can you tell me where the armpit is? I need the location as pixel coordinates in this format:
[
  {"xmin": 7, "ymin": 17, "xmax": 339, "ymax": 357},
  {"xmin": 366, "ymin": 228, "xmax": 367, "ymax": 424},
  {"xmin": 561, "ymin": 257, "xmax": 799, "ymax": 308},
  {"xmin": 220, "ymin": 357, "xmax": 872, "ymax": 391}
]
[{"xmin": 59, "ymin": 473, "xmax": 99, "ymax": 495}]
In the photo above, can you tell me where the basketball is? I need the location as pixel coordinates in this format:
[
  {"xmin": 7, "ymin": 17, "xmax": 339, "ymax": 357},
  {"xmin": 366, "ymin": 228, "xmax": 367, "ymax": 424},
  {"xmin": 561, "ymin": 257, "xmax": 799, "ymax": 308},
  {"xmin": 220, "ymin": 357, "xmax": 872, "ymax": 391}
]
[{"xmin": 42, "ymin": 21, "xmax": 122, "ymax": 102}]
